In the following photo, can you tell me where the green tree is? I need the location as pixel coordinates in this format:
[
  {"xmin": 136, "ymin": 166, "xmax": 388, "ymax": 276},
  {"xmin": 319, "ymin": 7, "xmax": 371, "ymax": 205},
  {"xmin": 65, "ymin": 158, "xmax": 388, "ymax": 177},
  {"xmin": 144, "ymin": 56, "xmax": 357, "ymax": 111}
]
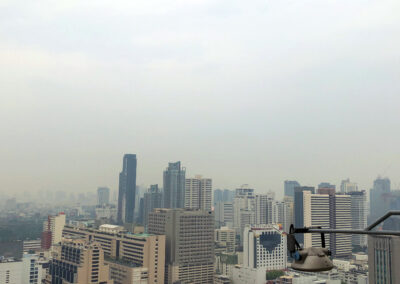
[{"xmin": 266, "ymin": 270, "xmax": 285, "ymax": 280}]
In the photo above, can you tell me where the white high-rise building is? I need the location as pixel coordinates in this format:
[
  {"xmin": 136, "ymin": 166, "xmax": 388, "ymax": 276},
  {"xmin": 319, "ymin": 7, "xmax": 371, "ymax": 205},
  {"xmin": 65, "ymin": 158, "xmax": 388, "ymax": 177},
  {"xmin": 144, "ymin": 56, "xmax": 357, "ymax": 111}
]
[
  {"xmin": 243, "ymin": 224, "xmax": 287, "ymax": 269},
  {"xmin": 332, "ymin": 194, "xmax": 352, "ymax": 258},
  {"xmin": 340, "ymin": 178, "xmax": 358, "ymax": 193},
  {"xmin": 233, "ymin": 187, "xmax": 255, "ymax": 235},
  {"xmin": 215, "ymin": 202, "xmax": 234, "ymax": 227},
  {"xmin": 185, "ymin": 176, "xmax": 212, "ymax": 210},
  {"xmin": 349, "ymin": 191, "xmax": 367, "ymax": 247},
  {"xmin": 303, "ymin": 192, "xmax": 331, "ymax": 249},
  {"xmin": 303, "ymin": 191, "xmax": 352, "ymax": 258},
  {"xmin": 42, "ymin": 212, "xmax": 66, "ymax": 248}
]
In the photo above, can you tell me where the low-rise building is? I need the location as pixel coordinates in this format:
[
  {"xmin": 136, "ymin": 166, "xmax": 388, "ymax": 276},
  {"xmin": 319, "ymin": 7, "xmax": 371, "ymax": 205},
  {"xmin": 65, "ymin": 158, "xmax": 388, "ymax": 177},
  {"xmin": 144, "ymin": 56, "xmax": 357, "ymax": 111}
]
[{"xmin": 63, "ymin": 224, "xmax": 165, "ymax": 284}]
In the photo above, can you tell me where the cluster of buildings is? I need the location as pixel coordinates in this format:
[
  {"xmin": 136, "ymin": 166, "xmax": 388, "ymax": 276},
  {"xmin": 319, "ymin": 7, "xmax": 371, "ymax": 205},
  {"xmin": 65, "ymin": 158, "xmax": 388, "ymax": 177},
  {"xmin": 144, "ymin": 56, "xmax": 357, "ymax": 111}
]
[{"xmin": 1, "ymin": 153, "xmax": 400, "ymax": 284}]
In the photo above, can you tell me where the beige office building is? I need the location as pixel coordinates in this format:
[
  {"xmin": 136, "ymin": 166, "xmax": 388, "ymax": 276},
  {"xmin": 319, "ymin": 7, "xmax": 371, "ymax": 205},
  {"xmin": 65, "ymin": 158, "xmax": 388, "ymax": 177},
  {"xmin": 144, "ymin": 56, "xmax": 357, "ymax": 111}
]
[
  {"xmin": 46, "ymin": 238, "xmax": 113, "ymax": 283},
  {"xmin": 62, "ymin": 224, "xmax": 165, "ymax": 284},
  {"xmin": 148, "ymin": 208, "xmax": 214, "ymax": 284},
  {"xmin": 107, "ymin": 261, "xmax": 148, "ymax": 284},
  {"xmin": 215, "ymin": 227, "xmax": 235, "ymax": 253}
]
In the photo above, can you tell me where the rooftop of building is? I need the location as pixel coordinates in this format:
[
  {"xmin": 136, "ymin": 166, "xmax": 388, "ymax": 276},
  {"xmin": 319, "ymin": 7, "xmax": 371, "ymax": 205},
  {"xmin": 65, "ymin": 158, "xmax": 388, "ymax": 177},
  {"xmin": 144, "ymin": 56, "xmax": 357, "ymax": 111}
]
[{"xmin": 64, "ymin": 224, "xmax": 158, "ymax": 239}]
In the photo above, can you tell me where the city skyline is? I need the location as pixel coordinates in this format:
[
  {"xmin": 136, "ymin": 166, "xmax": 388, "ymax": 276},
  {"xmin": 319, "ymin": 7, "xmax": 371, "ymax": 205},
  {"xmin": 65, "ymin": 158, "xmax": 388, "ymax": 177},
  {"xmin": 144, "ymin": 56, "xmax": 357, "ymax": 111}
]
[{"xmin": 1, "ymin": 0, "xmax": 400, "ymax": 197}]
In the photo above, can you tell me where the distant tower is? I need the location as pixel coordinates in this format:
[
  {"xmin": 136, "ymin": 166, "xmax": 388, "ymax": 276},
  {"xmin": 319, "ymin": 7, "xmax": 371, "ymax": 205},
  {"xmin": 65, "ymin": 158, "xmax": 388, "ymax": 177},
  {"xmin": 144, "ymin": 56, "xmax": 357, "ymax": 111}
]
[
  {"xmin": 294, "ymin": 186, "xmax": 315, "ymax": 244},
  {"xmin": 185, "ymin": 176, "xmax": 212, "ymax": 210},
  {"xmin": 284, "ymin": 180, "xmax": 300, "ymax": 198},
  {"xmin": 340, "ymin": 178, "xmax": 358, "ymax": 193},
  {"xmin": 348, "ymin": 191, "xmax": 367, "ymax": 248},
  {"xmin": 370, "ymin": 177, "xmax": 391, "ymax": 224},
  {"xmin": 117, "ymin": 154, "xmax": 137, "ymax": 224},
  {"xmin": 163, "ymin": 162, "xmax": 186, "ymax": 209},
  {"xmin": 143, "ymin": 185, "xmax": 163, "ymax": 229},
  {"xmin": 97, "ymin": 187, "xmax": 110, "ymax": 206}
]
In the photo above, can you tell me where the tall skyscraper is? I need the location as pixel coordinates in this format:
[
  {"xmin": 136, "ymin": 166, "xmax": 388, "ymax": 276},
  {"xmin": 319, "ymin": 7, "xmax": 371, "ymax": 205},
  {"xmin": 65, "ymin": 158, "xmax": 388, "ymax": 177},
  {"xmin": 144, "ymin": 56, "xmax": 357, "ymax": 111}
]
[
  {"xmin": 185, "ymin": 176, "xmax": 212, "ymax": 210},
  {"xmin": 284, "ymin": 180, "xmax": 300, "ymax": 198},
  {"xmin": 163, "ymin": 162, "xmax": 186, "ymax": 209},
  {"xmin": 340, "ymin": 178, "xmax": 358, "ymax": 193},
  {"xmin": 294, "ymin": 186, "xmax": 315, "ymax": 244},
  {"xmin": 117, "ymin": 154, "xmax": 137, "ymax": 224},
  {"xmin": 370, "ymin": 177, "xmax": 391, "ymax": 223},
  {"xmin": 97, "ymin": 187, "xmax": 110, "ymax": 206},
  {"xmin": 143, "ymin": 184, "xmax": 163, "ymax": 229},
  {"xmin": 349, "ymin": 191, "xmax": 367, "ymax": 248},
  {"xmin": 148, "ymin": 208, "xmax": 214, "ymax": 284}
]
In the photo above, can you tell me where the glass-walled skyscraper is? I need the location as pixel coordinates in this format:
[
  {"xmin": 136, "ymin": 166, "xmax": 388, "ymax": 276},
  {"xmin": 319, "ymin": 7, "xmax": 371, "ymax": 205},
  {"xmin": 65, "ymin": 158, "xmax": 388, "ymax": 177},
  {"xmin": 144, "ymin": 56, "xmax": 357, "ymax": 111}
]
[{"xmin": 117, "ymin": 154, "xmax": 137, "ymax": 224}]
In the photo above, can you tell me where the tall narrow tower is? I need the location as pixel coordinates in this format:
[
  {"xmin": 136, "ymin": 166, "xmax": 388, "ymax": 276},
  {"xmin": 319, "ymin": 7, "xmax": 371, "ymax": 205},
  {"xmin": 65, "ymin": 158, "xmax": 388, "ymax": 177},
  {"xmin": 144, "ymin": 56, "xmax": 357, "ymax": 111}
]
[
  {"xmin": 163, "ymin": 161, "xmax": 186, "ymax": 209},
  {"xmin": 117, "ymin": 154, "xmax": 137, "ymax": 224}
]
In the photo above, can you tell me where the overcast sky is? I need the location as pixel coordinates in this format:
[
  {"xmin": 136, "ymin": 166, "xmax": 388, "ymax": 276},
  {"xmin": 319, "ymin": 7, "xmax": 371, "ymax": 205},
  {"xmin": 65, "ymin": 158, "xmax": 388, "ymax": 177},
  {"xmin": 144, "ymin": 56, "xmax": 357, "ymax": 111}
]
[{"xmin": 1, "ymin": 0, "xmax": 400, "ymax": 198}]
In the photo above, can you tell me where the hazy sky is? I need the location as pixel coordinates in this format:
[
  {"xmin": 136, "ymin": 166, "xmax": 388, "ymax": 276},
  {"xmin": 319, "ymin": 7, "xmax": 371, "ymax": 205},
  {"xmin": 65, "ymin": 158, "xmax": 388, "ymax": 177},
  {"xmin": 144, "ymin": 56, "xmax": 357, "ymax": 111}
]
[{"xmin": 1, "ymin": 0, "xmax": 400, "ymax": 198}]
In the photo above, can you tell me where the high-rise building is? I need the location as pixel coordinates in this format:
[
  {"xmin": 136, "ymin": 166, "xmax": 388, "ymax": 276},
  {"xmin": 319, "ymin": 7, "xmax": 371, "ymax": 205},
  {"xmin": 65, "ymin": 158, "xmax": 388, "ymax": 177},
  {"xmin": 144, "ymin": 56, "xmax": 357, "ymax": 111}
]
[
  {"xmin": 215, "ymin": 227, "xmax": 236, "ymax": 253},
  {"xmin": 349, "ymin": 191, "xmax": 367, "ymax": 248},
  {"xmin": 148, "ymin": 208, "xmax": 214, "ymax": 284},
  {"xmin": 215, "ymin": 202, "xmax": 234, "ymax": 228},
  {"xmin": 243, "ymin": 224, "xmax": 287, "ymax": 270},
  {"xmin": 41, "ymin": 212, "xmax": 66, "ymax": 249},
  {"xmin": 62, "ymin": 224, "xmax": 165, "ymax": 284},
  {"xmin": 283, "ymin": 196, "xmax": 294, "ymax": 233},
  {"xmin": 46, "ymin": 239, "xmax": 113, "ymax": 284},
  {"xmin": 303, "ymin": 191, "xmax": 352, "ymax": 258},
  {"xmin": 185, "ymin": 176, "xmax": 212, "ymax": 210},
  {"xmin": 340, "ymin": 178, "xmax": 358, "ymax": 193},
  {"xmin": 368, "ymin": 236, "xmax": 400, "ymax": 284},
  {"xmin": 97, "ymin": 187, "xmax": 110, "ymax": 206},
  {"xmin": 233, "ymin": 187, "xmax": 256, "ymax": 241},
  {"xmin": 214, "ymin": 189, "xmax": 235, "ymax": 205},
  {"xmin": 163, "ymin": 162, "xmax": 186, "ymax": 209},
  {"xmin": 332, "ymin": 194, "xmax": 352, "ymax": 258},
  {"xmin": 143, "ymin": 184, "xmax": 163, "ymax": 229},
  {"xmin": 294, "ymin": 186, "xmax": 315, "ymax": 244},
  {"xmin": 255, "ymin": 194, "xmax": 274, "ymax": 225},
  {"xmin": 117, "ymin": 154, "xmax": 137, "ymax": 224},
  {"xmin": 284, "ymin": 180, "xmax": 300, "ymax": 198},
  {"xmin": 370, "ymin": 177, "xmax": 391, "ymax": 224},
  {"xmin": 303, "ymin": 191, "xmax": 331, "ymax": 250}
]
